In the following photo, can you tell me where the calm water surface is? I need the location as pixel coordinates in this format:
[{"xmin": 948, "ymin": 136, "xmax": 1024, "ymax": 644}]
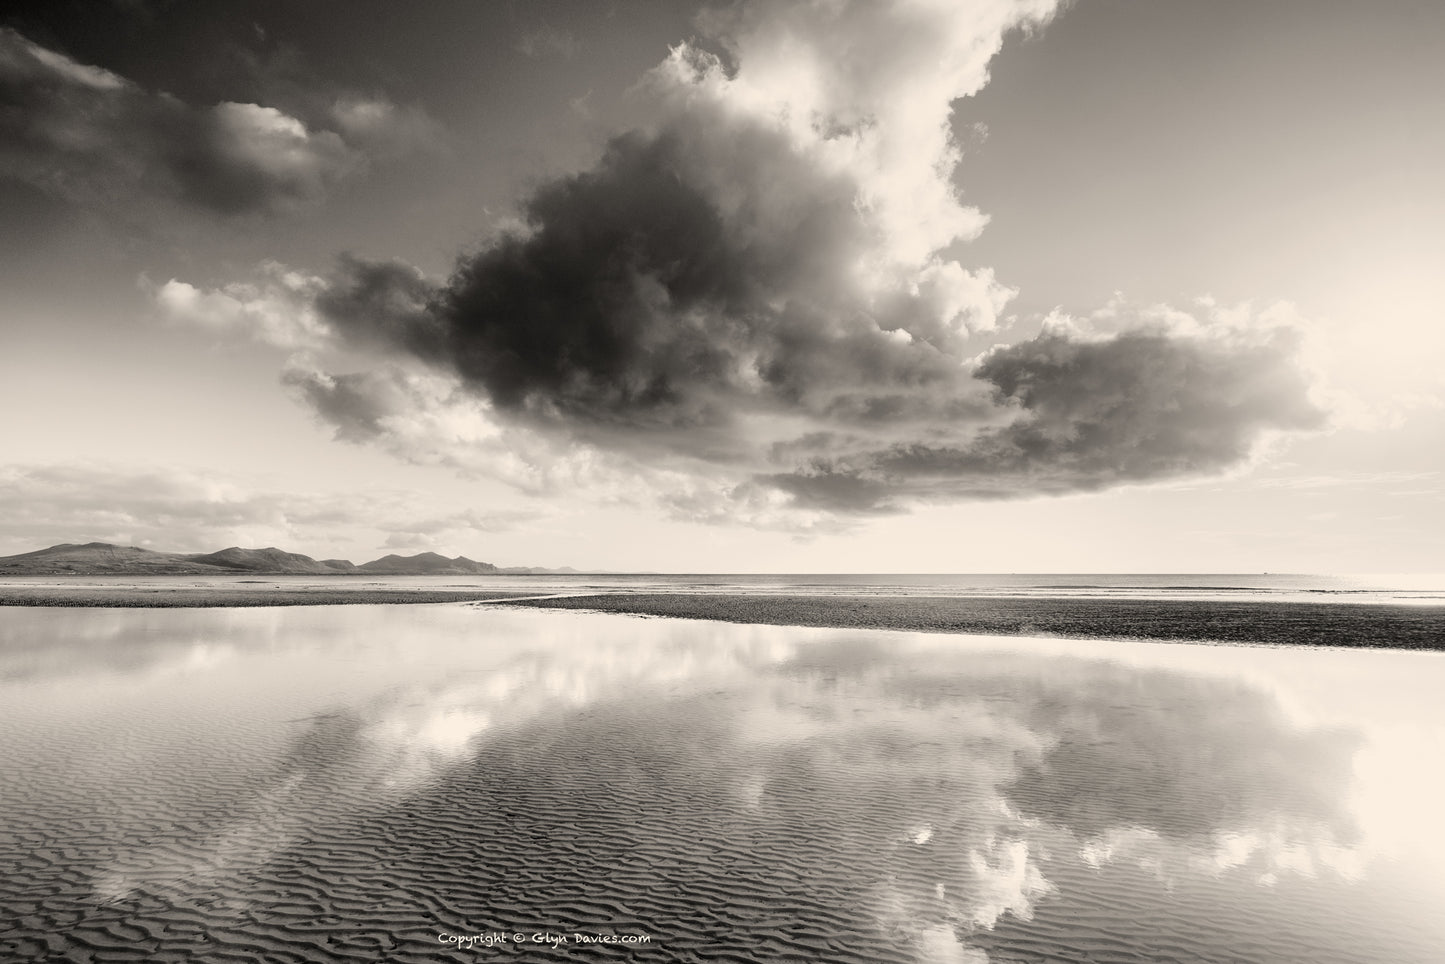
[
  {"xmin": 2, "ymin": 604, "xmax": 1443, "ymax": 963},
  {"xmin": 4, "ymin": 571, "xmax": 1442, "ymax": 604}
]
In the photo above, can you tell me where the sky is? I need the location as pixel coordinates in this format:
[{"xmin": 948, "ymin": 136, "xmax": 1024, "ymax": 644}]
[{"xmin": 1, "ymin": 0, "xmax": 1441, "ymax": 573}]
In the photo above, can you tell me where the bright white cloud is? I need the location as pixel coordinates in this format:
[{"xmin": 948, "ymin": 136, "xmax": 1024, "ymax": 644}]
[{"xmin": 147, "ymin": 262, "xmax": 332, "ymax": 350}]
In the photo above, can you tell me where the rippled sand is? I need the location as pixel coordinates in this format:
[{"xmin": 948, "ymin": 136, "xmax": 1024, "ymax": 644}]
[{"xmin": 2, "ymin": 605, "xmax": 1443, "ymax": 962}]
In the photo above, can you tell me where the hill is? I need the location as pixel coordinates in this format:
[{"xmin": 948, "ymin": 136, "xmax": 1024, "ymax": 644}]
[
  {"xmin": 186, "ymin": 547, "xmax": 342, "ymax": 574},
  {"xmin": 355, "ymin": 552, "xmax": 500, "ymax": 575},
  {"xmin": 0, "ymin": 542, "xmax": 222, "ymax": 575},
  {"xmin": 0, "ymin": 543, "xmax": 530, "ymax": 576}
]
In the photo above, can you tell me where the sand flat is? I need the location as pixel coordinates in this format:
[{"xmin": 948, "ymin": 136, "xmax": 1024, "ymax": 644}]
[
  {"xmin": 4, "ymin": 577, "xmax": 1441, "ymax": 649},
  {"xmin": 499, "ymin": 591, "xmax": 1445, "ymax": 649}
]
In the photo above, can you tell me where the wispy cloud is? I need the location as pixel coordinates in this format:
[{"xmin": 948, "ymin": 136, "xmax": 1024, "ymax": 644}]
[
  {"xmin": 516, "ymin": 23, "xmax": 580, "ymax": 60},
  {"xmin": 1248, "ymin": 470, "xmax": 1440, "ymax": 491}
]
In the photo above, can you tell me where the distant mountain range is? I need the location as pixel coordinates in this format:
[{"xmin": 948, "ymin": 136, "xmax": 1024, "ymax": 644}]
[{"xmin": 0, "ymin": 542, "xmax": 579, "ymax": 576}]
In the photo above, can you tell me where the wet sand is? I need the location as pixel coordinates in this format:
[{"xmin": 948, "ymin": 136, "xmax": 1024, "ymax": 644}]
[
  {"xmin": 5, "ymin": 602, "xmax": 1445, "ymax": 963},
  {"xmin": 3, "ymin": 581, "xmax": 1441, "ymax": 649},
  {"xmin": 4, "ymin": 605, "xmax": 1445, "ymax": 964},
  {"xmin": 499, "ymin": 592, "xmax": 1445, "ymax": 650}
]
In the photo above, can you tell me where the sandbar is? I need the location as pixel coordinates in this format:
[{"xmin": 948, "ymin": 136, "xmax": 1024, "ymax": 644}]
[{"xmin": 498, "ymin": 592, "xmax": 1445, "ymax": 650}]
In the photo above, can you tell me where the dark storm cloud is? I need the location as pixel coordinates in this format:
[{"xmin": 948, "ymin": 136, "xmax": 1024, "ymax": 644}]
[
  {"xmin": 310, "ymin": 123, "xmax": 967, "ymax": 436},
  {"xmin": 309, "ymin": 222, "xmax": 1324, "ymax": 515},
  {"xmin": 760, "ymin": 468, "xmax": 906, "ymax": 517},
  {"xmin": 0, "ymin": 27, "xmax": 408, "ymax": 217},
  {"xmin": 300, "ymin": 163, "xmax": 1326, "ymax": 512},
  {"xmin": 163, "ymin": 0, "xmax": 1327, "ymax": 524},
  {"xmin": 313, "ymin": 254, "xmax": 439, "ymax": 350},
  {"xmin": 280, "ymin": 368, "xmax": 406, "ymax": 443},
  {"xmin": 435, "ymin": 129, "xmax": 753, "ymax": 425},
  {"xmin": 968, "ymin": 327, "xmax": 1326, "ymax": 480},
  {"xmin": 758, "ymin": 328, "xmax": 1327, "ymax": 512}
]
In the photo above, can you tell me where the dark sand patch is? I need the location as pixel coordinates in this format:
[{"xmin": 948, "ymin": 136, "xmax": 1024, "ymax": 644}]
[{"xmin": 499, "ymin": 593, "xmax": 1445, "ymax": 650}]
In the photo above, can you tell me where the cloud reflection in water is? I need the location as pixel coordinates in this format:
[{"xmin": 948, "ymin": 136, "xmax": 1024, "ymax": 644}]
[{"xmin": 1, "ymin": 605, "xmax": 1434, "ymax": 964}]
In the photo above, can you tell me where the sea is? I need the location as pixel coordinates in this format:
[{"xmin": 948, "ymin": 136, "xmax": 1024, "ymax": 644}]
[
  {"xmin": 2, "ymin": 569, "xmax": 1443, "ymax": 603},
  {"xmin": 1, "ymin": 576, "xmax": 1442, "ymax": 962}
]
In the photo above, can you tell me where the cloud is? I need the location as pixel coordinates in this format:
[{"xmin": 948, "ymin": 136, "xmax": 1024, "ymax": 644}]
[
  {"xmin": 516, "ymin": 23, "xmax": 580, "ymax": 60},
  {"xmin": 146, "ymin": 261, "xmax": 332, "ymax": 349},
  {"xmin": 968, "ymin": 326, "xmax": 1325, "ymax": 483},
  {"xmin": 327, "ymin": 95, "xmax": 444, "ymax": 159},
  {"xmin": 306, "ymin": 0, "xmax": 1052, "ymax": 443},
  {"xmin": 150, "ymin": 255, "xmax": 864, "ymax": 532},
  {"xmin": 0, "ymin": 463, "xmax": 328, "ymax": 552},
  {"xmin": 0, "ymin": 27, "xmax": 428, "ymax": 218},
  {"xmin": 0, "ymin": 464, "xmax": 537, "ymax": 557},
  {"xmin": 148, "ymin": 254, "xmax": 436, "ymax": 353},
  {"xmin": 764, "ymin": 316, "xmax": 1326, "ymax": 512},
  {"xmin": 379, "ymin": 504, "xmax": 540, "ymax": 553},
  {"xmin": 268, "ymin": 264, "xmax": 1322, "ymax": 523},
  {"xmin": 278, "ymin": 362, "xmax": 577, "ymax": 491},
  {"xmin": 277, "ymin": 360, "xmax": 852, "ymax": 533},
  {"xmin": 152, "ymin": 0, "xmax": 1326, "ymax": 527}
]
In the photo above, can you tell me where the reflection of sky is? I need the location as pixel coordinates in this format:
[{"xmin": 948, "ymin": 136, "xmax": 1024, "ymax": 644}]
[{"xmin": 1, "ymin": 605, "xmax": 1443, "ymax": 962}]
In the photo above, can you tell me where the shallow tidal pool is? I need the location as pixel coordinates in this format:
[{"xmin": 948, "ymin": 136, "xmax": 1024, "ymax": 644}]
[{"xmin": 1, "ymin": 603, "xmax": 1442, "ymax": 963}]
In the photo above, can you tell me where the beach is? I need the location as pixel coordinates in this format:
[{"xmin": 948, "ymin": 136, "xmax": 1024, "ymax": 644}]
[
  {"xmin": 3, "ymin": 585, "xmax": 1444, "ymax": 962},
  {"xmin": 498, "ymin": 591, "xmax": 1445, "ymax": 650},
  {"xmin": 6, "ymin": 0, "xmax": 1440, "ymax": 959},
  {"xmin": 3, "ymin": 575, "xmax": 1441, "ymax": 649}
]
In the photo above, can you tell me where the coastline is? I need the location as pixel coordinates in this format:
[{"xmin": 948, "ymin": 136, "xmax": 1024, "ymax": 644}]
[
  {"xmin": 0, "ymin": 585, "xmax": 537, "ymax": 608},
  {"xmin": 3, "ymin": 582, "xmax": 1441, "ymax": 650}
]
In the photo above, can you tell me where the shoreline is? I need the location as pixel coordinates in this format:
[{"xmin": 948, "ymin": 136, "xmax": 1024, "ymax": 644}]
[
  {"xmin": 0, "ymin": 586, "xmax": 538, "ymax": 608},
  {"xmin": 2, "ymin": 584, "xmax": 1441, "ymax": 650}
]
